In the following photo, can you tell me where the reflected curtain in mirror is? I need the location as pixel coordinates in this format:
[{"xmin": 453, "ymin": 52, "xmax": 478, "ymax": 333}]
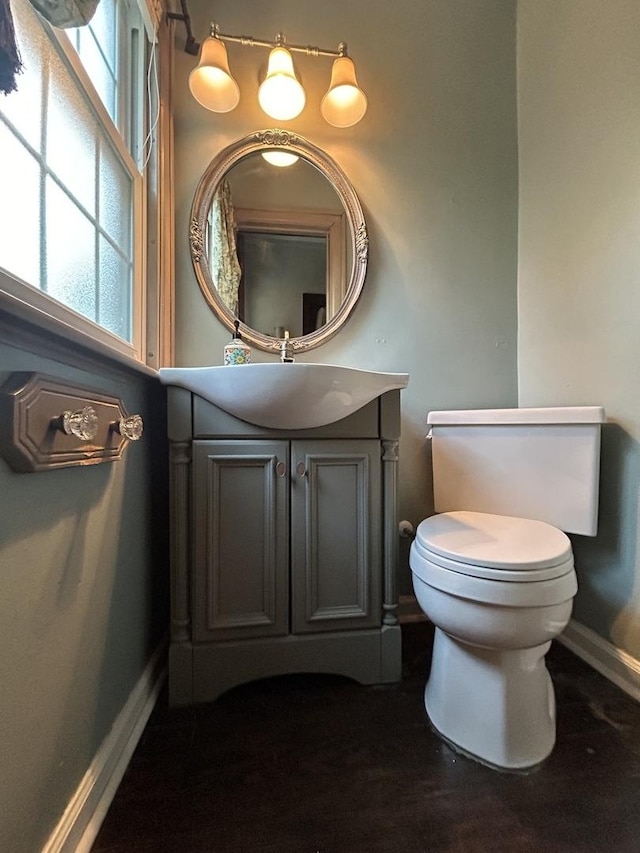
[{"xmin": 207, "ymin": 178, "xmax": 242, "ymax": 316}]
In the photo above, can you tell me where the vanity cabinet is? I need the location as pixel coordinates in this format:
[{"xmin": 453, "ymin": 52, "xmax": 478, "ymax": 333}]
[{"xmin": 168, "ymin": 388, "xmax": 402, "ymax": 705}]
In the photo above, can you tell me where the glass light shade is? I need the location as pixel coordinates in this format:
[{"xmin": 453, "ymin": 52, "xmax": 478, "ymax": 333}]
[
  {"xmin": 261, "ymin": 151, "xmax": 299, "ymax": 167},
  {"xmin": 189, "ymin": 36, "xmax": 240, "ymax": 112},
  {"xmin": 321, "ymin": 56, "xmax": 367, "ymax": 127},
  {"xmin": 258, "ymin": 46, "xmax": 306, "ymax": 121}
]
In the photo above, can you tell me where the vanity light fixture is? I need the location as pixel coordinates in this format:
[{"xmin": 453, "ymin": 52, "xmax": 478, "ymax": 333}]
[
  {"xmin": 258, "ymin": 41, "xmax": 306, "ymax": 121},
  {"xmin": 171, "ymin": 12, "xmax": 368, "ymax": 127},
  {"xmin": 188, "ymin": 33, "xmax": 240, "ymax": 112},
  {"xmin": 321, "ymin": 55, "xmax": 368, "ymax": 128}
]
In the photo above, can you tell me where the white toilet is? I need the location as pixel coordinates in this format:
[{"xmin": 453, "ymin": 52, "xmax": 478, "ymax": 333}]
[{"xmin": 409, "ymin": 406, "xmax": 605, "ymax": 771}]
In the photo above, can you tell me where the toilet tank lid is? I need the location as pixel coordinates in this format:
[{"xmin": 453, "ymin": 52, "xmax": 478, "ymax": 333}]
[{"xmin": 427, "ymin": 406, "xmax": 606, "ymax": 426}]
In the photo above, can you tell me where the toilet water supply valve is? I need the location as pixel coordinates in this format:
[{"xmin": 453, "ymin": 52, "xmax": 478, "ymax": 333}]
[{"xmin": 399, "ymin": 520, "xmax": 415, "ymax": 538}]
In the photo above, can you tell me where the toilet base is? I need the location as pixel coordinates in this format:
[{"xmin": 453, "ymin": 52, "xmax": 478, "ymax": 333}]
[{"xmin": 425, "ymin": 628, "xmax": 556, "ymax": 770}]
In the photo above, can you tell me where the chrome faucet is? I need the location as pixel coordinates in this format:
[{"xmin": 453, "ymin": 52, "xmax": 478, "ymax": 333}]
[{"xmin": 279, "ymin": 331, "xmax": 294, "ymax": 363}]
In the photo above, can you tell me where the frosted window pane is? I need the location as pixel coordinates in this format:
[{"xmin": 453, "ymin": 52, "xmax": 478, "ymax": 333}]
[
  {"xmin": 99, "ymin": 237, "xmax": 131, "ymax": 339},
  {"xmin": 100, "ymin": 143, "xmax": 132, "ymax": 252},
  {"xmin": 2, "ymin": 0, "xmax": 139, "ymax": 346},
  {"xmin": 0, "ymin": 122, "xmax": 41, "ymax": 286},
  {"xmin": 47, "ymin": 57, "xmax": 98, "ymax": 216},
  {"xmin": 75, "ymin": 27, "xmax": 116, "ymax": 122},
  {"xmin": 46, "ymin": 179, "xmax": 96, "ymax": 320},
  {"xmin": 0, "ymin": 0, "xmax": 43, "ymax": 150},
  {"xmin": 88, "ymin": 0, "xmax": 117, "ymax": 74}
]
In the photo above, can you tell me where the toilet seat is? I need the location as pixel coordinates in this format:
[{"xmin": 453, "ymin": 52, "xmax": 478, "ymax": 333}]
[
  {"xmin": 415, "ymin": 510, "xmax": 573, "ymax": 571},
  {"xmin": 413, "ymin": 541, "xmax": 574, "ymax": 583},
  {"xmin": 410, "ymin": 511, "xmax": 577, "ymax": 607}
]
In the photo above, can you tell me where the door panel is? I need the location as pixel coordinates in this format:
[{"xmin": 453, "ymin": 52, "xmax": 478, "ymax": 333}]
[
  {"xmin": 291, "ymin": 439, "xmax": 381, "ymax": 633},
  {"xmin": 193, "ymin": 440, "xmax": 289, "ymax": 642}
]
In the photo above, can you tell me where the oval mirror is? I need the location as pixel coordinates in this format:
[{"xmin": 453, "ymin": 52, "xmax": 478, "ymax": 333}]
[{"xmin": 189, "ymin": 129, "xmax": 368, "ymax": 354}]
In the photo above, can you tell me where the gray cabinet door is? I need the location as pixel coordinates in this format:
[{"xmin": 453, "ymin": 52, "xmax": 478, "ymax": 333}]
[
  {"xmin": 291, "ymin": 439, "xmax": 381, "ymax": 633},
  {"xmin": 192, "ymin": 440, "xmax": 289, "ymax": 642}
]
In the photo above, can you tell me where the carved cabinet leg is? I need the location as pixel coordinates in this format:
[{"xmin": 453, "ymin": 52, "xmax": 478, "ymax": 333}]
[
  {"xmin": 381, "ymin": 439, "xmax": 399, "ymax": 627},
  {"xmin": 169, "ymin": 440, "xmax": 192, "ymax": 704}
]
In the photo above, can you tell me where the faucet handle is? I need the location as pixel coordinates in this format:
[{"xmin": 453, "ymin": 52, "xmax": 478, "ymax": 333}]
[{"xmin": 280, "ymin": 331, "xmax": 294, "ymax": 362}]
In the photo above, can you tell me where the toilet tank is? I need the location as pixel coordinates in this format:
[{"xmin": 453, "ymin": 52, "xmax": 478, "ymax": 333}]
[{"xmin": 428, "ymin": 407, "xmax": 605, "ymax": 536}]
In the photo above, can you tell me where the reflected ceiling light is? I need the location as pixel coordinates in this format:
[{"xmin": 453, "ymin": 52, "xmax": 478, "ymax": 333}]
[
  {"xmin": 168, "ymin": 10, "xmax": 368, "ymax": 128},
  {"xmin": 261, "ymin": 151, "xmax": 300, "ymax": 167}
]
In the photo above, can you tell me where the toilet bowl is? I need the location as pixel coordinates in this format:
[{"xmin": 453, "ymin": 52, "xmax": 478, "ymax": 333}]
[
  {"xmin": 408, "ymin": 406, "xmax": 605, "ymax": 771},
  {"xmin": 410, "ymin": 510, "xmax": 577, "ymax": 770}
]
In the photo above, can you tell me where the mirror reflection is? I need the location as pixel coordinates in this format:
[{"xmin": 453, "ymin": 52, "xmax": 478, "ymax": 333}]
[
  {"xmin": 206, "ymin": 154, "xmax": 351, "ymax": 337},
  {"xmin": 190, "ymin": 130, "xmax": 368, "ymax": 354}
]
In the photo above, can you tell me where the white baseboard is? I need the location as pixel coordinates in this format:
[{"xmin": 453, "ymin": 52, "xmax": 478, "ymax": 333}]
[
  {"xmin": 42, "ymin": 640, "xmax": 167, "ymax": 853},
  {"xmin": 558, "ymin": 619, "xmax": 640, "ymax": 704}
]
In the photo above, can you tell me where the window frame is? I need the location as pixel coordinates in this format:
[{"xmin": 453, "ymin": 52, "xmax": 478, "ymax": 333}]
[{"xmin": 0, "ymin": 0, "xmax": 150, "ymax": 365}]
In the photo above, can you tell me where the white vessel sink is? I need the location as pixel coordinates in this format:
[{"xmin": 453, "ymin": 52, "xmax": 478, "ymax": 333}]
[{"xmin": 159, "ymin": 363, "xmax": 409, "ymax": 430}]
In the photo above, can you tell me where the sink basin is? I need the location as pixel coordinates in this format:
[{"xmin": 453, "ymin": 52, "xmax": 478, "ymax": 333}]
[{"xmin": 159, "ymin": 363, "xmax": 409, "ymax": 430}]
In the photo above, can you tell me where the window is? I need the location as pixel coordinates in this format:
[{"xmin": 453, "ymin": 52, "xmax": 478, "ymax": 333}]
[
  {"xmin": 0, "ymin": 0, "xmax": 149, "ymax": 356},
  {"xmin": 68, "ymin": 0, "xmax": 121, "ymax": 129}
]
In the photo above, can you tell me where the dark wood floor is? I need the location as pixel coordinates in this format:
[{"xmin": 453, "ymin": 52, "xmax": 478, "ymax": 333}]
[{"xmin": 92, "ymin": 623, "xmax": 640, "ymax": 853}]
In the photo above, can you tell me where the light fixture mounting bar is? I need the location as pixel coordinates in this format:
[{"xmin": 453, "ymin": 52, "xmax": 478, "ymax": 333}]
[{"xmin": 210, "ymin": 24, "xmax": 348, "ymax": 58}]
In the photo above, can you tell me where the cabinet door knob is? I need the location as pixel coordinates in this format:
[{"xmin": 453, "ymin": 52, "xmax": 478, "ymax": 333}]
[
  {"xmin": 57, "ymin": 406, "xmax": 99, "ymax": 441},
  {"xmin": 275, "ymin": 460, "xmax": 287, "ymax": 477},
  {"xmin": 296, "ymin": 461, "xmax": 307, "ymax": 477},
  {"xmin": 113, "ymin": 414, "xmax": 144, "ymax": 441}
]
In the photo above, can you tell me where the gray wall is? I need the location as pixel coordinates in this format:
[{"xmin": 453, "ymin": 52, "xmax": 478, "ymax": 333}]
[
  {"xmin": 517, "ymin": 0, "xmax": 640, "ymax": 659},
  {"xmin": 0, "ymin": 323, "xmax": 168, "ymax": 853},
  {"xmin": 173, "ymin": 0, "xmax": 520, "ymax": 591}
]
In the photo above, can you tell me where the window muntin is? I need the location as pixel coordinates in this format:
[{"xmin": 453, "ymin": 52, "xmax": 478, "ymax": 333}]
[
  {"xmin": 68, "ymin": 0, "xmax": 119, "ymax": 126},
  {"xmin": 0, "ymin": 0, "xmax": 145, "ymax": 350}
]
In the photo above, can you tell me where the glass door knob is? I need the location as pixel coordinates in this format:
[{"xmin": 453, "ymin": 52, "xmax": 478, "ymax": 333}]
[
  {"xmin": 60, "ymin": 406, "xmax": 99, "ymax": 441},
  {"xmin": 114, "ymin": 414, "xmax": 144, "ymax": 441}
]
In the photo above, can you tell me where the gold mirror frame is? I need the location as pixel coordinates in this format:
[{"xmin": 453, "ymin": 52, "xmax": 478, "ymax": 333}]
[{"xmin": 189, "ymin": 129, "xmax": 369, "ymax": 355}]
